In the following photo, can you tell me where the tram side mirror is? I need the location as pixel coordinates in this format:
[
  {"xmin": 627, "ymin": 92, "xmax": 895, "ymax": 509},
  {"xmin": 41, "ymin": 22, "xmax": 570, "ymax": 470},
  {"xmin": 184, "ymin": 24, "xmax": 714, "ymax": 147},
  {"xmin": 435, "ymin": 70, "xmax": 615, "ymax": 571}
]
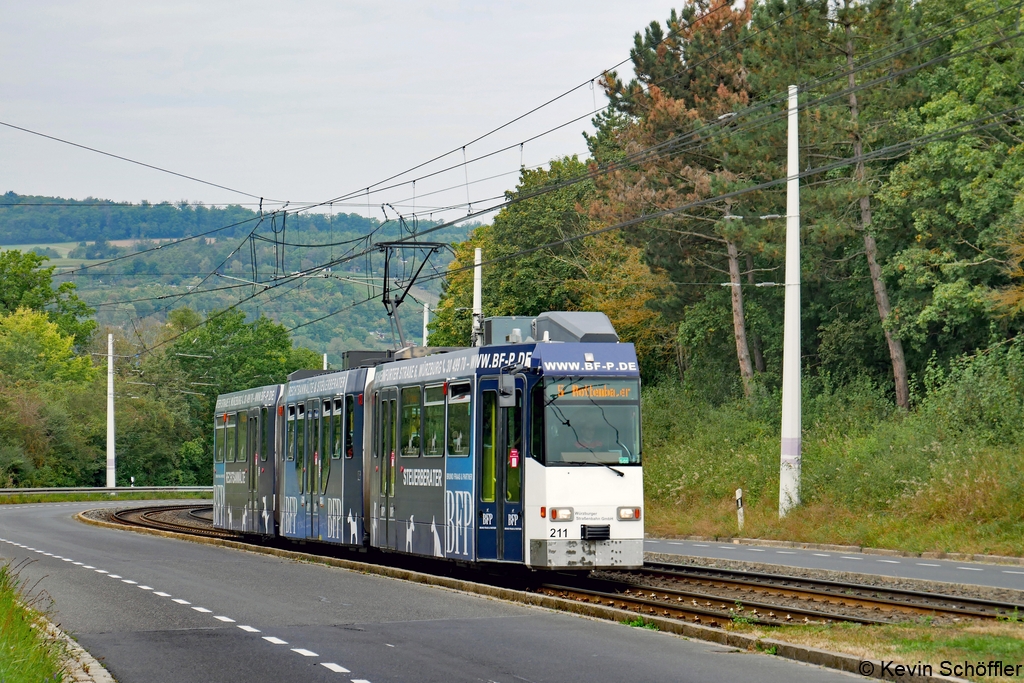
[{"xmin": 498, "ymin": 373, "xmax": 516, "ymax": 407}]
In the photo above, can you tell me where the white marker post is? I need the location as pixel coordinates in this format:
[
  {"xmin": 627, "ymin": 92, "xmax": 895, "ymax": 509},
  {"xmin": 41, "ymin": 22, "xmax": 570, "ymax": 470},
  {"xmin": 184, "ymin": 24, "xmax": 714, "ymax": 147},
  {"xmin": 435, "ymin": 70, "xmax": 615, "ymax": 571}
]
[
  {"xmin": 422, "ymin": 301, "xmax": 429, "ymax": 346},
  {"xmin": 106, "ymin": 333, "xmax": 116, "ymax": 489},
  {"xmin": 779, "ymin": 84, "xmax": 802, "ymax": 517},
  {"xmin": 736, "ymin": 488, "xmax": 745, "ymax": 532},
  {"xmin": 472, "ymin": 247, "xmax": 483, "ymax": 347},
  {"xmin": 323, "ymin": 353, "xmax": 328, "ymax": 371}
]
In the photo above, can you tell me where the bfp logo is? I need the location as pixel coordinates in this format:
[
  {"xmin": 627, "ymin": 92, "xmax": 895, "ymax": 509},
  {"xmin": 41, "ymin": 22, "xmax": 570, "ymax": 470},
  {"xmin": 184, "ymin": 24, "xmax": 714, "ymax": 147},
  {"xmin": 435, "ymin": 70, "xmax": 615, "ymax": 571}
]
[
  {"xmin": 507, "ymin": 512, "xmax": 520, "ymax": 527},
  {"xmin": 481, "ymin": 511, "xmax": 494, "ymax": 526}
]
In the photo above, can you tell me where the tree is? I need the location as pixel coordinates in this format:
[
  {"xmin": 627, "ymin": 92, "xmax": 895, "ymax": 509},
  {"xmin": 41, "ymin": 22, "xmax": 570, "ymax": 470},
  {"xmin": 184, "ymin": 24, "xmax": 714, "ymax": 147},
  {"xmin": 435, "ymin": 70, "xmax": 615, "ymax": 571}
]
[
  {"xmin": 0, "ymin": 308, "xmax": 95, "ymax": 385},
  {"xmin": 0, "ymin": 249, "xmax": 96, "ymax": 347}
]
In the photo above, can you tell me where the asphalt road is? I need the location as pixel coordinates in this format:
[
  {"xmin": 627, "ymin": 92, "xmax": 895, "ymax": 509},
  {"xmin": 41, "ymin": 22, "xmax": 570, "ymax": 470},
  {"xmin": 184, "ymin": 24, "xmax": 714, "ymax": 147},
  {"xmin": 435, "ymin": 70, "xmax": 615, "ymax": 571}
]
[
  {"xmin": 0, "ymin": 501, "xmax": 866, "ymax": 683},
  {"xmin": 644, "ymin": 538, "xmax": 1024, "ymax": 591}
]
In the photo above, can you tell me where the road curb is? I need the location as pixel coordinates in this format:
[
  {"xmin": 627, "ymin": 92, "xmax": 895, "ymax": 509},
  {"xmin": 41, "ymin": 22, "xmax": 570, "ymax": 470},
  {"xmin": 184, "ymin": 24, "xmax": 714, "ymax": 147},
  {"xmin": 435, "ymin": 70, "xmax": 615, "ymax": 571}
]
[
  {"xmin": 42, "ymin": 617, "xmax": 116, "ymax": 683},
  {"xmin": 652, "ymin": 534, "xmax": 1024, "ymax": 567},
  {"xmin": 77, "ymin": 510, "xmax": 974, "ymax": 682}
]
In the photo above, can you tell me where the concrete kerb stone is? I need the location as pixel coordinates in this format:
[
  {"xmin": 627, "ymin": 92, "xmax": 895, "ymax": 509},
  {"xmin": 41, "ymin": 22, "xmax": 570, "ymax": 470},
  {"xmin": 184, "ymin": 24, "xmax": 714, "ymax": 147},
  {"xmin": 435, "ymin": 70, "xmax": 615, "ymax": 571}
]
[
  {"xmin": 652, "ymin": 534, "xmax": 1024, "ymax": 567},
  {"xmin": 42, "ymin": 617, "xmax": 115, "ymax": 683},
  {"xmin": 77, "ymin": 511, "xmax": 976, "ymax": 682}
]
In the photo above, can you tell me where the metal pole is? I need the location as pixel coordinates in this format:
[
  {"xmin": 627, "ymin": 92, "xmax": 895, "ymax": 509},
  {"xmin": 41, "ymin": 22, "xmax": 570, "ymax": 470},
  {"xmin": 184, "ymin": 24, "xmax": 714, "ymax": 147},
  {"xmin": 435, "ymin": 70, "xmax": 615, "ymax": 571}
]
[
  {"xmin": 472, "ymin": 247, "xmax": 483, "ymax": 347},
  {"xmin": 779, "ymin": 85, "xmax": 801, "ymax": 517},
  {"xmin": 422, "ymin": 302, "xmax": 429, "ymax": 346},
  {"xmin": 106, "ymin": 333, "xmax": 116, "ymax": 488}
]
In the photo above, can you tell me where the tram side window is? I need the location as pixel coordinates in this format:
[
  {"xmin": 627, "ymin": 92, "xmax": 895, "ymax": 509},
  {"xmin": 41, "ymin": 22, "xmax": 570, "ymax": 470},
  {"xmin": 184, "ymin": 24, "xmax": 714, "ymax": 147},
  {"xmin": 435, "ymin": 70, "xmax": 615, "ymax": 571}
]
[
  {"xmin": 530, "ymin": 383, "xmax": 545, "ymax": 463},
  {"xmin": 331, "ymin": 399, "xmax": 343, "ymax": 459},
  {"xmin": 260, "ymin": 407, "xmax": 269, "ymax": 462},
  {"xmin": 400, "ymin": 386, "xmax": 421, "ymax": 457},
  {"xmin": 505, "ymin": 389, "xmax": 523, "ymax": 503},
  {"xmin": 296, "ymin": 405, "xmax": 305, "ymax": 494},
  {"xmin": 345, "ymin": 394, "xmax": 356, "ymax": 458},
  {"xmin": 321, "ymin": 399, "xmax": 331, "ymax": 493},
  {"xmin": 423, "ymin": 386, "xmax": 444, "ymax": 457},
  {"xmin": 214, "ymin": 422, "xmax": 223, "ymax": 463},
  {"xmin": 225, "ymin": 414, "xmax": 236, "ymax": 462},
  {"xmin": 447, "ymin": 382, "xmax": 471, "ymax": 457},
  {"xmin": 481, "ymin": 391, "xmax": 497, "ymax": 502},
  {"xmin": 388, "ymin": 397, "xmax": 397, "ymax": 495},
  {"xmin": 286, "ymin": 405, "xmax": 295, "ymax": 461},
  {"xmin": 237, "ymin": 412, "xmax": 248, "ymax": 462}
]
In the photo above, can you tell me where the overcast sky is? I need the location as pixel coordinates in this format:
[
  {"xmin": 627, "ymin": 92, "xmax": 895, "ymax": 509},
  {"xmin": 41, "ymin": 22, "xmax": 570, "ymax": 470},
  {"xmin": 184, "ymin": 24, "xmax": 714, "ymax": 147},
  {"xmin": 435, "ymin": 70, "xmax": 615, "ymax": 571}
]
[{"xmin": 1, "ymin": 1, "xmax": 677, "ymax": 225}]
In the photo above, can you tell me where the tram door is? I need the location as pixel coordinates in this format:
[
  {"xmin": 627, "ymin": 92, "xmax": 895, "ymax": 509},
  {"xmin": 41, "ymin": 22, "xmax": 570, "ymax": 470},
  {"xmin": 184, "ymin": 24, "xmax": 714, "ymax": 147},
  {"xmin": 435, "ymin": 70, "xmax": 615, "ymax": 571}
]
[
  {"xmin": 477, "ymin": 376, "xmax": 525, "ymax": 562},
  {"xmin": 306, "ymin": 399, "xmax": 320, "ymax": 538},
  {"xmin": 247, "ymin": 408, "xmax": 259, "ymax": 532},
  {"xmin": 380, "ymin": 389, "xmax": 398, "ymax": 549}
]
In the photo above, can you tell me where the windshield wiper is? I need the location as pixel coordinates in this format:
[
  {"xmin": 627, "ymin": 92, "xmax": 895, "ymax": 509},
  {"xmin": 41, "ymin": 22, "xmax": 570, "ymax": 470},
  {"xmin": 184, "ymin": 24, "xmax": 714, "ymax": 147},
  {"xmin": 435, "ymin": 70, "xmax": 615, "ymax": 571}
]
[{"xmin": 561, "ymin": 459, "xmax": 625, "ymax": 477}]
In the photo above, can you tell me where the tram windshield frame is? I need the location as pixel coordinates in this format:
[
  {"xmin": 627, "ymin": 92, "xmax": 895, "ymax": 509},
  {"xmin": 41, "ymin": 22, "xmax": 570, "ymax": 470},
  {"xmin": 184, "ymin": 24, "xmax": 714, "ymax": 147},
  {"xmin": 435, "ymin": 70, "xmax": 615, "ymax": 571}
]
[{"xmin": 532, "ymin": 377, "xmax": 641, "ymax": 467}]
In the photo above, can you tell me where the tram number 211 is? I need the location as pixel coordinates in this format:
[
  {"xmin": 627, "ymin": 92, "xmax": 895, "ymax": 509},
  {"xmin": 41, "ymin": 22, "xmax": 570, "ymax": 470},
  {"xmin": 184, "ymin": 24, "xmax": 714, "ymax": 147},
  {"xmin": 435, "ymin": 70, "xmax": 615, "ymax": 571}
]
[{"xmin": 549, "ymin": 528, "xmax": 568, "ymax": 538}]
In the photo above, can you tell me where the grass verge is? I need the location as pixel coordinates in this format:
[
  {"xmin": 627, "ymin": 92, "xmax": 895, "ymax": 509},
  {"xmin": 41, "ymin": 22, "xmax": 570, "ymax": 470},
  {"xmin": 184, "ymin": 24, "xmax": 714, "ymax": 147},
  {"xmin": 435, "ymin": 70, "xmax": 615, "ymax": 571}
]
[
  {"xmin": 642, "ymin": 341, "xmax": 1024, "ymax": 556},
  {"xmin": 732, "ymin": 619, "xmax": 1024, "ymax": 683},
  {"xmin": 0, "ymin": 491, "xmax": 210, "ymax": 505},
  {"xmin": 0, "ymin": 561, "xmax": 65, "ymax": 682}
]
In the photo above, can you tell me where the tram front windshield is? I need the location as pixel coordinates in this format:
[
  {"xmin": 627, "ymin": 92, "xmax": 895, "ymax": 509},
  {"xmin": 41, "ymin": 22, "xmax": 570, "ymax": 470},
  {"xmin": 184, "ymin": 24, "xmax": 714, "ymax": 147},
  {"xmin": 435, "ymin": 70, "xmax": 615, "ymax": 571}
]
[{"xmin": 535, "ymin": 378, "xmax": 641, "ymax": 466}]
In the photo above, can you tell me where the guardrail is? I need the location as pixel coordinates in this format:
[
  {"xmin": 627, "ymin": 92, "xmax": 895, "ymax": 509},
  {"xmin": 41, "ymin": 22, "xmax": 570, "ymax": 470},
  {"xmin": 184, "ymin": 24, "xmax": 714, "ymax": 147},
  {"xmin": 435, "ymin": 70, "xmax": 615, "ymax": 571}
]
[{"xmin": 0, "ymin": 486, "xmax": 212, "ymax": 496}]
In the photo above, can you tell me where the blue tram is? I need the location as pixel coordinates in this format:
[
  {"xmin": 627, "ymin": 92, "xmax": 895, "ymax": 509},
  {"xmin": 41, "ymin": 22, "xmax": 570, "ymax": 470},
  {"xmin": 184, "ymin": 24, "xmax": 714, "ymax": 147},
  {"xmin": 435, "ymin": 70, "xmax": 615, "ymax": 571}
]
[{"xmin": 213, "ymin": 312, "xmax": 644, "ymax": 570}]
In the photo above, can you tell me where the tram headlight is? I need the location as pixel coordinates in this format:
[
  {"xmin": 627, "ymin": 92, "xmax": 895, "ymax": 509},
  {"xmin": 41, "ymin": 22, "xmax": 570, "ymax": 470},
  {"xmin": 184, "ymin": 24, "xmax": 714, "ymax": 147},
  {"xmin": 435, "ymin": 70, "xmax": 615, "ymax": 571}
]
[
  {"xmin": 617, "ymin": 507, "xmax": 642, "ymax": 521},
  {"xmin": 550, "ymin": 507, "xmax": 574, "ymax": 521}
]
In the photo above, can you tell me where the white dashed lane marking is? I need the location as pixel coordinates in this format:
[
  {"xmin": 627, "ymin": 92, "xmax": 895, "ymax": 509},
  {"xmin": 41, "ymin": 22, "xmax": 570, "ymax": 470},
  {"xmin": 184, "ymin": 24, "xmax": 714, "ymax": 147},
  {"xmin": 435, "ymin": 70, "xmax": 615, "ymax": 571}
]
[
  {"xmin": 238, "ymin": 625, "xmax": 260, "ymax": 633},
  {"xmin": 917, "ymin": 563, "xmax": 940, "ymax": 567},
  {"xmin": 292, "ymin": 648, "xmax": 318, "ymax": 657},
  {"xmin": 262, "ymin": 636, "xmax": 288, "ymax": 645},
  {"xmin": 749, "ymin": 549, "xmax": 765, "ymax": 552},
  {"xmin": 214, "ymin": 616, "xmax": 235, "ymax": 622},
  {"xmin": 958, "ymin": 567, "xmax": 984, "ymax": 572},
  {"xmin": 139, "ymin": 586, "xmax": 153, "ymax": 590},
  {"xmin": 172, "ymin": 599, "xmax": 191, "ymax": 605},
  {"xmin": 191, "ymin": 607, "xmax": 213, "ymax": 613},
  {"xmin": 813, "ymin": 553, "xmax": 831, "ymax": 557},
  {"xmin": 95, "ymin": 570, "xmax": 108, "ymax": 574},
  {"xmin": 153, "ymin": 592, "xmax": 171, "ymax": 597},
  {"xmin": 776, "ymin": 551, "xmax": 796, "ymax": 555},
  {"xmin": 692, "ymin": 544, "xmax": 708, "ymax": 547},
  {"xmin": 840, "ymin": 556, "xmax": 862, "ymax": 561},
  {"xmin": 122, "ymin": 580, "xmax": 138, "ymax": 584},
  {"xmin": 1005, "ymin": 571, "xmax": 1024, "ymax": 575},
  {"xmin": 321, "ymin": 663, "xmax": 350, "ymax": 673},
  {"xmin": 877, "ymin": 560, "xmax": 900, "ymax": 564}
]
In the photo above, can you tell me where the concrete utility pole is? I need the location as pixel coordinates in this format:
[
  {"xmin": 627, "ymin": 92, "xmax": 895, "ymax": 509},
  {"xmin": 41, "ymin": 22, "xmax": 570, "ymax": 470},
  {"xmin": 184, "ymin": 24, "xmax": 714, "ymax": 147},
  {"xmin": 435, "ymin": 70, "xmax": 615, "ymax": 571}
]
[
  {"xmin": 472, "ymin": 247, "xmax": 483, "ymax": 347},
  {"xmin": 422, "ymin": 302, "xmax": 429, "ymax": 346},
  {"xmin": 106, "ymin": 333, "xmax": 116, "ymax": 488},
  {"xmin": 779, "ymin": 85, "xmax": 802, "ymax": 517}
]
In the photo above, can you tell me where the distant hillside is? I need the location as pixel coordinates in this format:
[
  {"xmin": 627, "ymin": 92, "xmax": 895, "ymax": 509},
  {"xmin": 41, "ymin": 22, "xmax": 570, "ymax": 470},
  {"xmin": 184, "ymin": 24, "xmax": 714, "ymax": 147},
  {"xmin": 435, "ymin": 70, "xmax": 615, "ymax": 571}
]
[{"xmin": 0, "ymin": 192, "xmax": 472, "ymax": 245}]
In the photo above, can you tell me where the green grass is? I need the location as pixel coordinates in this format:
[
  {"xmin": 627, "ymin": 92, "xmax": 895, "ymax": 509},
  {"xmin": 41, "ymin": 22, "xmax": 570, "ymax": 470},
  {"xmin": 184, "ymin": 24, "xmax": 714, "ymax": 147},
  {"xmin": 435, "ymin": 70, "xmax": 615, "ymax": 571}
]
[
  {"xmin": 0, "ymin": 562, "xmax": 65, "ymax": 682},
  {"xmin": 642, "ymin": 342, "xmax": 1024, "ymax": 556},
  {"xmin": 0, "ymin": 491, "xmax": 210, "ymax": 505}
]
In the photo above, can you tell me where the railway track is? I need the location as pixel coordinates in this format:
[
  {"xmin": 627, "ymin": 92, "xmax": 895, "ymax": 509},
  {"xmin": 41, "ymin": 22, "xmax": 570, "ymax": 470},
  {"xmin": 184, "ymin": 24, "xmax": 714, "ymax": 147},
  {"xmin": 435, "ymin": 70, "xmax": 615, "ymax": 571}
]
[
  {"xmin": 104, "ymin": 504, "xmax": 1024, "ymax": 628},
  {"xmin": 111, "ymin": 504, "xmax": 239, "ymax": 539}
]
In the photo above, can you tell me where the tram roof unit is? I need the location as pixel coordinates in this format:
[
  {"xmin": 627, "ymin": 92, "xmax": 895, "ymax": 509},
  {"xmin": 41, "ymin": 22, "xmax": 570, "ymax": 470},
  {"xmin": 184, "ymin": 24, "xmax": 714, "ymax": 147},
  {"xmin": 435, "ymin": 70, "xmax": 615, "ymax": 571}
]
[
  {"xmin": 372, "ymin": 314, "xmax": 639, "ymax": 388},
  {"xmin": 284, "ymin": 367, "xmax": 366, "ymax": 403},
  {"xmin": 214, "ymin": 383, "xmax": 282, "ymax": 413}
]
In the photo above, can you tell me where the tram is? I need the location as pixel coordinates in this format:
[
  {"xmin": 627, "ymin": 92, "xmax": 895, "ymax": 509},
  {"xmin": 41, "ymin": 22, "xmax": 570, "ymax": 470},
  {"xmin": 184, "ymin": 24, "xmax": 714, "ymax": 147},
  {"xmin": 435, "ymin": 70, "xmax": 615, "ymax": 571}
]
[{"xmin": 213, "ymin": 311, "xmax": 643, "ymax": 570}]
